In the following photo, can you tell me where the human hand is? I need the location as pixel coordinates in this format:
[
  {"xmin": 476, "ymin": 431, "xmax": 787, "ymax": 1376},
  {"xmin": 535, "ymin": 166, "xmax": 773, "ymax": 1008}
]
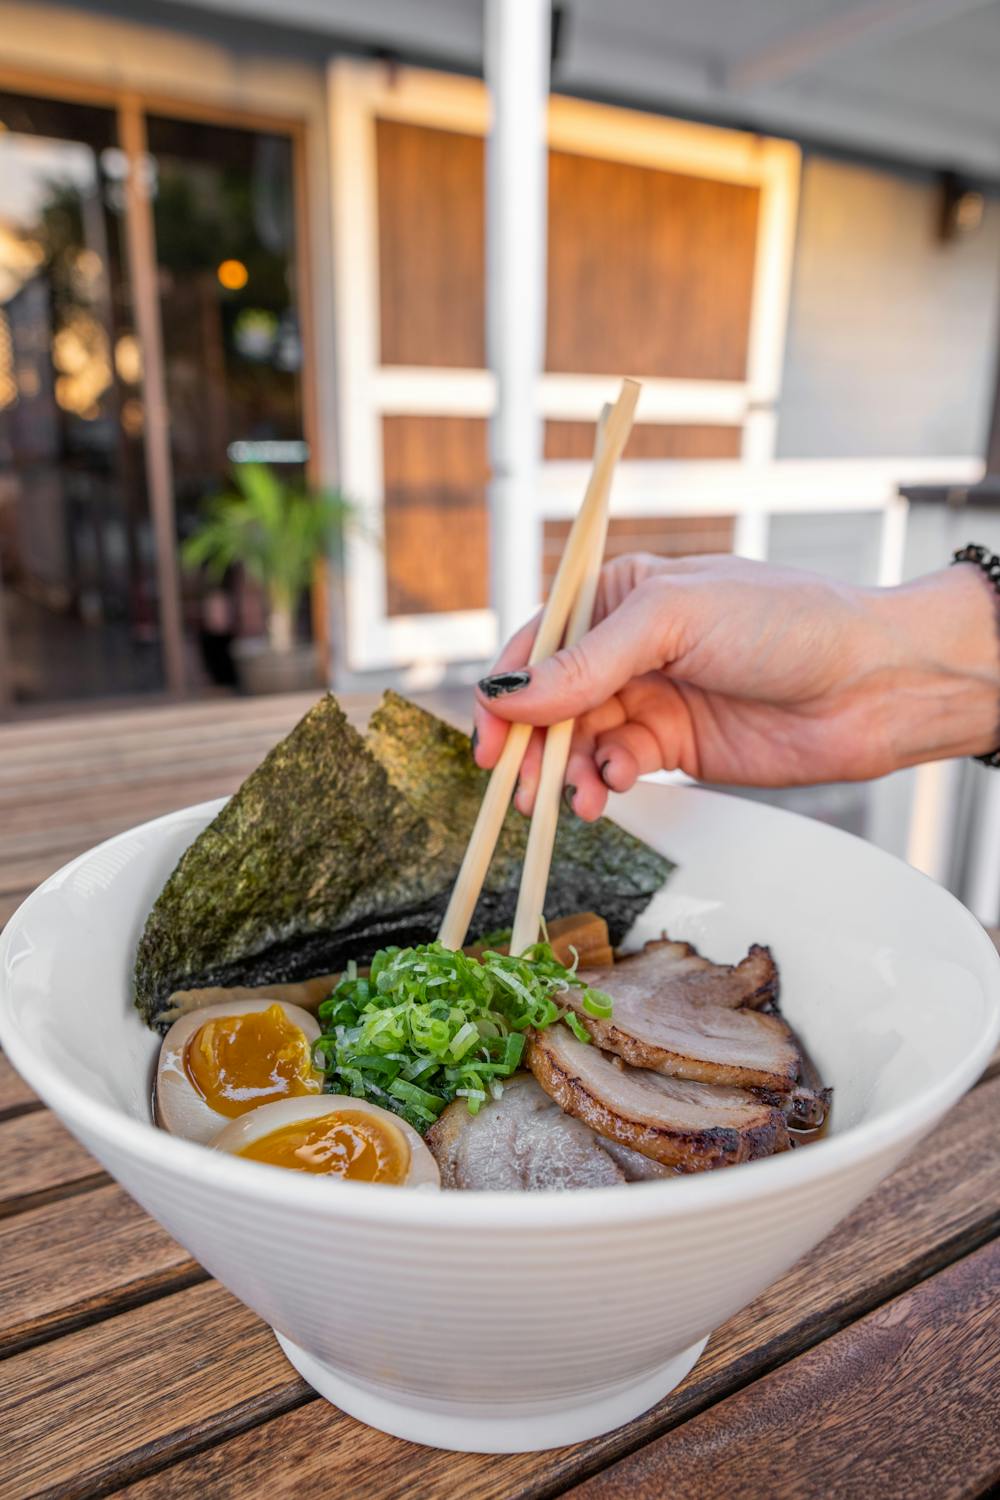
[{"xmin": 473, "ymin": 553, "xmax": 1000, "ymax": 821}]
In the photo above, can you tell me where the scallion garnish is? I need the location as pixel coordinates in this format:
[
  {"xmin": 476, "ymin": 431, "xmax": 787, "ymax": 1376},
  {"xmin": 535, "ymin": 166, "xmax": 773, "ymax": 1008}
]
[{"xmin": 313, "ymin": 940, "xmax": 612, "ymax": 1132}]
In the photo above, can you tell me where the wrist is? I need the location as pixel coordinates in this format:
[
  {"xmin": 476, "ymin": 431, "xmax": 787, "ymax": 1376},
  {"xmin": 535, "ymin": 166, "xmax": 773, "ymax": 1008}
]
[{"xmin": 867, "ymin": 565, "xmax": 1000, "ymax": 767}]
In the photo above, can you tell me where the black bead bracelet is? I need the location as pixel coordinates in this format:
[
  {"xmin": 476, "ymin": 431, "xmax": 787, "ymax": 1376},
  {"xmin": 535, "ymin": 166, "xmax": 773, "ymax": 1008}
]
[{"xmin": 952, "ymin": 543, "xmax": 1000, "ymax": 768}]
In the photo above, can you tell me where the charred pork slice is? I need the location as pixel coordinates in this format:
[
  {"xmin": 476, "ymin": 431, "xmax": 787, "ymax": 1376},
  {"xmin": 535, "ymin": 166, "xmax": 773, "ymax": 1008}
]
[
  {"xmin": 425, "ymin": 1072, "xmax": 670, "ymax": 1190},
  {"xmin": 562, "ymin": 971, "xmax": 799, "ymax": 1093},
  {"xmin": 527, "ymin": 1025, "xmax": 789, "ymax": 1171},
  {"xmin": 769, "ymin": 1034, "xmax": 832, "ymax": 1130},
  {"xmin": 597, "ymin": 1136, "xmax": 674, "ymax": 1181},
  {"xmin": 611, "ymin": 936, "xmax": 779, "ymax": 1011}
]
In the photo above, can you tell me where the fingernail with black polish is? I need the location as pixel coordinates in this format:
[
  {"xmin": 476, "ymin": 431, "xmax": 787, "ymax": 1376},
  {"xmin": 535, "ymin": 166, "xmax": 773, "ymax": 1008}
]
[
  {"xmin": 470, "ymin": 727, "xmax": 479, "ymax": 758},
  {"xmin": 563, "ymin": 784, "xmax": 577, "ymax": 813},
  {"xmin": 478, "ymin": 670, "xmax": 531, "ymax": 699}
]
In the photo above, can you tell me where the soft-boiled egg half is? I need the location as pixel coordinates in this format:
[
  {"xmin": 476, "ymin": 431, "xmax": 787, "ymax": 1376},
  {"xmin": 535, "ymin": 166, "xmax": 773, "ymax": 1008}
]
[
  {"xmin": 156, "ymin": 999, "xmax": 323, "ymax": 1145},
  {"xmin": 212, "ymin": 1096, "xmax": 441, "ymax": 1188}
]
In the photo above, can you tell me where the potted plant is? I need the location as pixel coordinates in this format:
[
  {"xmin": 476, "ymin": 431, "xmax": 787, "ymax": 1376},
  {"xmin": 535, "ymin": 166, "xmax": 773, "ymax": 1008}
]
[{"xmin": 182, "ymin": 462, "xmax": 355, "ymax": 695}]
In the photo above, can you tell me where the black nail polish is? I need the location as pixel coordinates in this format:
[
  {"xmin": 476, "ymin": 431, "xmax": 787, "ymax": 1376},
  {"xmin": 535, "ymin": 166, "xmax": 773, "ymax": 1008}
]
[
  {"xmin": 470, "ymin": 727, "xmax": 479, "ymax": 758},
  {"xmin": 478, "ymin": 670, "xmax": 531, "ymax": 699},
  {"xmin": 563, "ymin": 784, "xmax": 577, "ymax": 813}
]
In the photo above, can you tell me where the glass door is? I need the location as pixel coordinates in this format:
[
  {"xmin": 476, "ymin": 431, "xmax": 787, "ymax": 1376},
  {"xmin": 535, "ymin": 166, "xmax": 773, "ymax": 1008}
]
[
  {"xmin": 0, "ymin": 90, "xmax": 162, "ymax": 706},
  {"xmin": 0, "ymin": 89, "xmax": 308, "ymax": 708},
  {"xmin": 145, "ymin": 114, "xmax": 306, "ymax": 676}
]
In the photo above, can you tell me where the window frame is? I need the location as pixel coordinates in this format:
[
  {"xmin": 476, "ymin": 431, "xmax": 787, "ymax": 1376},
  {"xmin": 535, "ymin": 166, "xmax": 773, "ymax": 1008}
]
[{"xmin": 328, "ymin": 60, "xmax": 802, "ymax": 670}]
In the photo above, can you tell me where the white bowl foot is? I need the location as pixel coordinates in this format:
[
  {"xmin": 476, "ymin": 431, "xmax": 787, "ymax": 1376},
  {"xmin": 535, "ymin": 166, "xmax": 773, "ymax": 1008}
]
[{"xmin": 274, "ymin": 1331, "xmax": 709, "ymax": 1452}]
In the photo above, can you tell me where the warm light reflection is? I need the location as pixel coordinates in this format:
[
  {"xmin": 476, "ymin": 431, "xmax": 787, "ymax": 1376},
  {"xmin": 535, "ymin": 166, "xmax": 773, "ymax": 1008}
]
[
  {"xmin": 217, "ymin": 258, "xmax": 248, "ymax": 291},
  {"xmin": 115, "ymin": 333, "xmax": 142, "ymax": 384},
  {"xmin": 0, "ymin": 224, "xmax": 44, "ymax": 304},
  {"xmin": 69, "ymin": 248, "xmax": 104, "ymax": 300},
  {"xmin": 52, "ymin": 310, "xmax": 111, "ymax": 418},
  {"xmin": 0, "ymin": 311, "xmax": 16, "ymax": 410}
]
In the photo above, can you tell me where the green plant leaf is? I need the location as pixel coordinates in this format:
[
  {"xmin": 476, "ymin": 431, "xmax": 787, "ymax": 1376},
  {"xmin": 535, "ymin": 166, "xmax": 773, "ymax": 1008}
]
[{"xmin": 181, "ymin": 463, "xmax": 360, "ymax": 626}]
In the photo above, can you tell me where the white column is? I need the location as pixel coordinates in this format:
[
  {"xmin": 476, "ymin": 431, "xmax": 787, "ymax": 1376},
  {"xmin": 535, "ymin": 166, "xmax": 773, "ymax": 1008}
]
[
  {"xmin": 485, "ymin": 0, "xmax": 552, "ymax": 648},
  {"xmin": 906, "ymin": 757, "xmax": 966, "ymax": 886},
  {"xmin": 962, "ymin": 762, "xmax": 1000, "ymax": 925}
]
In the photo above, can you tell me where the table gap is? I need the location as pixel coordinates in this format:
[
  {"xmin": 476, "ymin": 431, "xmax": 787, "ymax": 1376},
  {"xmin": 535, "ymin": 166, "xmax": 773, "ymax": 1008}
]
[
  {"xmin": 1, "ymin": 1265, "xmax": 211, "ymax": 1362},
  {"xmin": 80, "ymin": 1388, "xmax": 318, "ymax": 1500},
  {"xmin": 0, "ymin": 1099, "xmax": 44, "ymax": 1127},
  {"xmin": 0, "ymin": 1171, "xmax": 111, "ymax": 1224}
]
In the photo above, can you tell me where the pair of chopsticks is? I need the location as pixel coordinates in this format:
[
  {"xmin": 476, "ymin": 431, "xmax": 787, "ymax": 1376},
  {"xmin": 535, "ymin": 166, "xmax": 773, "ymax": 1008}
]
[{"xmin": 438, "ymin": 377, "xmax": 640, "ymax": 955}]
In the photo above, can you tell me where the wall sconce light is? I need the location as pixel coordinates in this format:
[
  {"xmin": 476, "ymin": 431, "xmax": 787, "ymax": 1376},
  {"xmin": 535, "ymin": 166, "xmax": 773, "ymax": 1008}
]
[{"xmin": 939, "ymin": 171, "xmax": 985, "ymax": 242}]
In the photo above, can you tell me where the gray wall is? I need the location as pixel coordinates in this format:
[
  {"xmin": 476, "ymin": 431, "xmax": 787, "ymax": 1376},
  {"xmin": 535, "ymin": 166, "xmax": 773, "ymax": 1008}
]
[
  {"xmin": 777, "ymin": 154, "xmax": 1000, "ymax": 460},
  {"xmin": 766, "ymin": 511, "xmax": 884, "ymax": 585}
]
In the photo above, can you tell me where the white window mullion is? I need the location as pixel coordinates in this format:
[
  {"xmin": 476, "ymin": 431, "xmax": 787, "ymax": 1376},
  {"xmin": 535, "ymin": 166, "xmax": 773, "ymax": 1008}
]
[{"xmin": 373, "ymin": 369, "xmax": 753, "ymax": 426}]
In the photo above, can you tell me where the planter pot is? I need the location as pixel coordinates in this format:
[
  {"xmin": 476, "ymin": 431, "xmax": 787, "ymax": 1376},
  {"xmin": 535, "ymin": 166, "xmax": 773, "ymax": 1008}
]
[{"xmin": 231, "ymin": 638, "xmax": 321, "ymax": 695}]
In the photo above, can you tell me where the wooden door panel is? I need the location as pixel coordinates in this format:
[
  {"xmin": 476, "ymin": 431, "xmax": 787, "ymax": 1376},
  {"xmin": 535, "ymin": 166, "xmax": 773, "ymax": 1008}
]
[
  {"xmin": 376, "ymin": 120, "xmax": 485, "ymax": 369},
  {"xmin": 382, "ymin": 415, "xmax": 489, "ymax": 616},
  {"xmin": 543, "ymin": 515, "xmax": 735, "ymax": 592},
  {"xmin": 546, "ymin": 149, "xmax": 759, "ymax": 380}
]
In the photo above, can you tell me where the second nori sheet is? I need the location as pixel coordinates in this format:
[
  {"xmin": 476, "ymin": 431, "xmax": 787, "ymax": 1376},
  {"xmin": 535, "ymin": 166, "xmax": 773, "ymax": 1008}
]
[{"xmin": 367, "ymin": 691, "xmax": 672, "ymax": 944}]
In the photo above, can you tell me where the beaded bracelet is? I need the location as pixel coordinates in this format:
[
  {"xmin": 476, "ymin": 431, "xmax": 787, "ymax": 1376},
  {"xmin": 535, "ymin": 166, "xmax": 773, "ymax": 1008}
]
[{"xmin": 951, "ymin": 543, "xmax": 1000, "ymax": 767}]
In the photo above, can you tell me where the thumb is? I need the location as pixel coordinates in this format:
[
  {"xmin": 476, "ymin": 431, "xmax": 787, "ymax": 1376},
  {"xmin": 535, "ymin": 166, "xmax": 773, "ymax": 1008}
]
[{"xmin": 476, "ymin": 583, "xmax": 666, "ymax": 725}]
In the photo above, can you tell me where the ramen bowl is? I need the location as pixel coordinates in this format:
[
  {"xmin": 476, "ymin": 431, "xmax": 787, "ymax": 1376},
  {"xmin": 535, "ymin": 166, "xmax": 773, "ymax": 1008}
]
[{"xmin": 1, "ymin": 784, "xmax": 997, "ymax": 1453}]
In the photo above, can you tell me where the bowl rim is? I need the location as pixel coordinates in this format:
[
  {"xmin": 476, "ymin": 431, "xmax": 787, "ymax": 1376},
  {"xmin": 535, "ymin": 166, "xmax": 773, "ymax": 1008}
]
[{"xmin": 2, "ymin": 789, "xmax": 998, "ymax": 1232}]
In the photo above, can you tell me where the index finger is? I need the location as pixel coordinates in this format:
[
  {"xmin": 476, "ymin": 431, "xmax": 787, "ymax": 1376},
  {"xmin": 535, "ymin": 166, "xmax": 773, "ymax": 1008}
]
[{"xmin": 472, "ymin": 610, "xmax": 541, "ymax": 768}]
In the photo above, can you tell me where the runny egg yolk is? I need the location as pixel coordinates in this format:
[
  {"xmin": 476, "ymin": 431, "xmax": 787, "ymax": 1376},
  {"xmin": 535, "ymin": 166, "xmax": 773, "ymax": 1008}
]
[
  {"xmin": 184, "ymin": 1003, "xmax": 322, "ymax": 1118},
  {"xmin": 237, "ymin": 1110, "xmax": 410, "ymax": 1183}
]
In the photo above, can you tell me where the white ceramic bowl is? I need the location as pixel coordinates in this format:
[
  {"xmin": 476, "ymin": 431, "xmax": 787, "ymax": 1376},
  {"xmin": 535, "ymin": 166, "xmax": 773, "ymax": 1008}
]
[{"xmin": 2, "ymin": 785, "xmax": 997, "ymax": 1453}]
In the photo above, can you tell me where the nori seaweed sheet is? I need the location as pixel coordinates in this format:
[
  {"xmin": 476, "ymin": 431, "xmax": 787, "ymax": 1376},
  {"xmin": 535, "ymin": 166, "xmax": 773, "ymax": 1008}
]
[
  {"xmin": 134, "ymin": 696, "xmax": 449, "ymax": 1028},
  {"xmin": 134, "ymin": 692, "xmax": 673, "ymax": 1030}
]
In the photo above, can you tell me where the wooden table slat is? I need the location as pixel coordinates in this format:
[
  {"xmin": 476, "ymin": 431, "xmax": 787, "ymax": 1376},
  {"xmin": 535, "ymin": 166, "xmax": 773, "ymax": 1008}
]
[
  {"xmin": 0, "ymin": 1183, "xmax": 201, "ymax": 1357},
  {"xmin": 0, "ymin": 693, "xmax": 324, "ymax": 753},
  {"xmin": 565, "ymin": 1240, "xmax": 1000, "ymax": 1500},
  {"xmin": 0, "ymin": 736, "xmax": 301, "ymax": 802},
  {"xmin": 0, "ymin": 775, "xmax": 256, "ymax": 862},
  {"xmin": 0, "ymin": 1282, "xmax": 310, "ymax": 1500},
  {"xmin": 42, "ymin": 1072, "xmax": 999, "ymax": 1500},
  {"xmin": 0, "ymin": 1108, "xmax": 106, "ymax": 1217},
  {"xmin": 1, "ymin": 771, "xmax": 263, "ymax": 841},
  {"xmin": 0, "ymin": 1052, "xmax": 37, "ymax": 1117}
]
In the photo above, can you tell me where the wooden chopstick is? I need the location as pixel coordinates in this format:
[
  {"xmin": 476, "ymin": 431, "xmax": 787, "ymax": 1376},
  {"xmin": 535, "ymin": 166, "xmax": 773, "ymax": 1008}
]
[
  {"xmin": 508, "ymin": 408, "xmax": 616, "ymax": 955},
  {"xmin": 437, "ymin": 379, "xmax": 640, "ymax": 951}
]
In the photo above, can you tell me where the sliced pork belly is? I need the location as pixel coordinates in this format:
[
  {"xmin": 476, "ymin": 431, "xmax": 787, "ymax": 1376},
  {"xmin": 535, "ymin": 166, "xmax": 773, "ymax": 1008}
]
[
  {"xmin": 563, "ymin": 970, "xmax": 799, "ymax": 1093},
  {"xmin": 773, "ymin": 1034, "xmax": 832, "ymax": 1130},
  {"xmin": 610, "ymin": 936, "xmax": 779, "ymax": 1011},
  {"xmin": 527, "ymin": 1025, "xmax": 789, "ymax": 1171},
  {"xmin": 425, "ymin": 1073, "xmax": 645, "ymax": 1190},
  {"xmin": 597, "ymin": 1135, "xmax": 674, "ymax": 1181}
]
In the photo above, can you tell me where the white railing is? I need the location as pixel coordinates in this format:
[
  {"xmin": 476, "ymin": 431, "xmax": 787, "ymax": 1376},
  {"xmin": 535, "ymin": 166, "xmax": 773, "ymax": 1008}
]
[
  {"xmin": 542, "ymin": 453, "xmax": 996, "ymax": 923},
  {"xmin": 539, "ymin": 454, "xmax": 984, "ymax": 585}
]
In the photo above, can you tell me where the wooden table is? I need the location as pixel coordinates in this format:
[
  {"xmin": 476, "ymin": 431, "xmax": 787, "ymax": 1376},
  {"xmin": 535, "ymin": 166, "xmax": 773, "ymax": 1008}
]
[{"xmin": 1, "ymin": 694, "xmax": 998, "ymax": 1500}]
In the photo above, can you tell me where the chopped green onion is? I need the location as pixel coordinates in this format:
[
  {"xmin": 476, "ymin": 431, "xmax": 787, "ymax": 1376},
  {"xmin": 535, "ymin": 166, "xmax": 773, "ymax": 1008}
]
[
  {"xmin": 314, "ymin": 938, "xmax": 611, "ymax": 1131},
  {"xmin": 563, "ymin": 1010, "xmax": 592, "ymax": 1044},
  {"xmin": 582, "ymin": 991, "xmax": 614, "ymax": 1019}
]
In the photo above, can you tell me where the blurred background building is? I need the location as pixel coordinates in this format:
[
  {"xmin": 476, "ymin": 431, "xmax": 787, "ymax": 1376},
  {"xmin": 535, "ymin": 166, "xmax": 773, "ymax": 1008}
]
[{"xmin": 2, "ymin": 0, "xmax": 1000, "ymax": 913}]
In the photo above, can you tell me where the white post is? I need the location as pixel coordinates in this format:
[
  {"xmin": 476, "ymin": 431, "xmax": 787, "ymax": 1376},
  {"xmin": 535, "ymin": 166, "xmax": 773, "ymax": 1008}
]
[
  {"xmin": 485, "ymin": 0, "xmax": 552, "ymax": 648},
  {"xmin": 962, "ymin": 763, "xmax": 1000, "ymax": 925},
  {"xmin": 906, "ymin": 758, "xmax": 965, "ymax": 885}
]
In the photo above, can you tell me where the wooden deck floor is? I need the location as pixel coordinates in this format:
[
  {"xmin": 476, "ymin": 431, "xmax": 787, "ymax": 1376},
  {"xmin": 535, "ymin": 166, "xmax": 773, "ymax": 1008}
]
[{"xmin": 0, "ymin": 693, "xmax": 998, "ymax": 1499}]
